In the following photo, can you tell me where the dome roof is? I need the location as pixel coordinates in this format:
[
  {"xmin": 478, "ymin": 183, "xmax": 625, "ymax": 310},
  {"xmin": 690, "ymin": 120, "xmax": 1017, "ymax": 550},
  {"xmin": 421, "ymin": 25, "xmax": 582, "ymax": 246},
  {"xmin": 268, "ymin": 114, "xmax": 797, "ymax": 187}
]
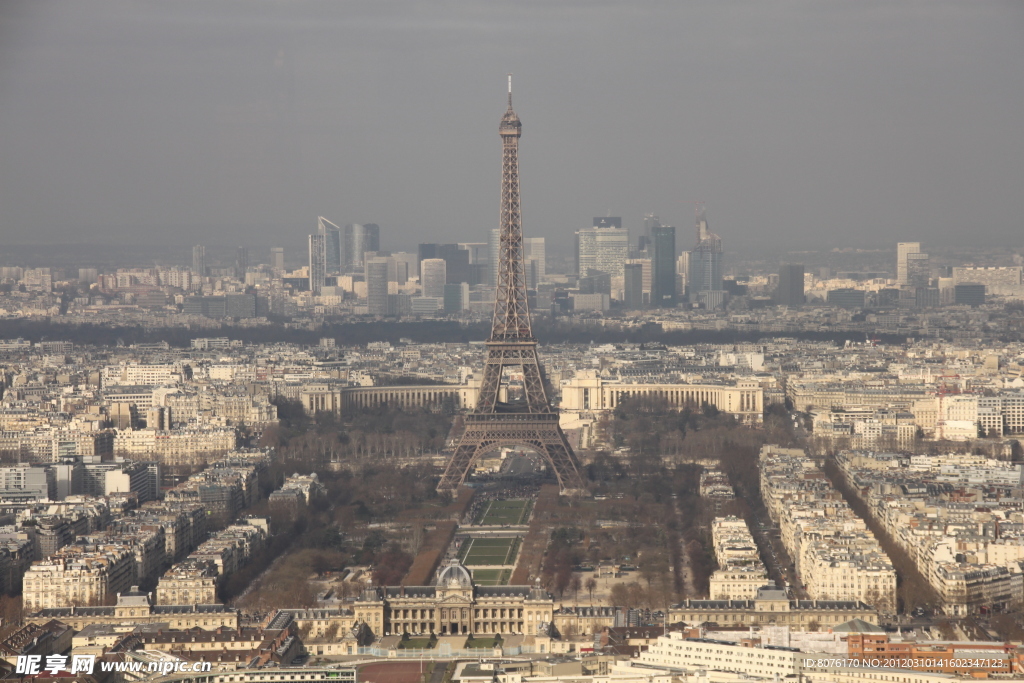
[{"xmin": 436, "ymin": 559, "xmax": 473, "ymax": 588}]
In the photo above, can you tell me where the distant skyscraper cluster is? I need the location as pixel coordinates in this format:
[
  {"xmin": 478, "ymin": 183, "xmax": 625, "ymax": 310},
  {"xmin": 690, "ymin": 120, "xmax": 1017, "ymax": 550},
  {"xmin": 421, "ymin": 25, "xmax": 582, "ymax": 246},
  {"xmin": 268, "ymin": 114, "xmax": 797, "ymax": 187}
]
[{"xmin": 571, "ymin": 205, "xmax": 731, "ymax": 311}]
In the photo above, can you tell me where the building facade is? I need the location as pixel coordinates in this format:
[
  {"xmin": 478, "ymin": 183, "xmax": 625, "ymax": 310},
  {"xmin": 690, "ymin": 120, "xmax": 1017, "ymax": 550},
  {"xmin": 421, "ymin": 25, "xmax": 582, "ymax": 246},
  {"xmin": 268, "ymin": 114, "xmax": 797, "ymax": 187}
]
[
  {"xmin": 668, "ymin": 586, "xmax": 878, "ymax": 629},
  {"xmin": 560, "ymin": 371, "xmax": 763, "ymax": 423},
  {"xmin": 352, "ymin": 561, "xmax": 554, "ymax": 637}
]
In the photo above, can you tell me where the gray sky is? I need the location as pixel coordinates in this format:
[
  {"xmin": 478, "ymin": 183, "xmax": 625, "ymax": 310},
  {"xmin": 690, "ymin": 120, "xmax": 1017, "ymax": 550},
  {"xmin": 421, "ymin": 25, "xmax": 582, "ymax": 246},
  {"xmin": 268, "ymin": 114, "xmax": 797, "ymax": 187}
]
[{"xmin": 1, "ymin": 0, "xmax": 1022, "ymax": 254}]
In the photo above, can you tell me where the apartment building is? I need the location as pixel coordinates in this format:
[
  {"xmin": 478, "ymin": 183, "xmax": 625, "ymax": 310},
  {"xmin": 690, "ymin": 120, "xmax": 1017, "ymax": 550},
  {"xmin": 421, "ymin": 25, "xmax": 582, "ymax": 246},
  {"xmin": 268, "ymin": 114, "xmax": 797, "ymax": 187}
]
[
  {"xmin": 760, "ymin": 446, "xmax": 897, "ymax": 613},
  {"xmin": 156, "ymin": 559, "xmax": 219, "ymax": 605},
  {"xmin": 22, "ymin": 543, "xmax": 135, "ymax": 610},
  {"xmin": 836, "ymin": 450, "xmax": 1024, "ymax": 616},
  {"xmin": 708, "ymin": 516, "xmax": 769, "ymax": 600}
]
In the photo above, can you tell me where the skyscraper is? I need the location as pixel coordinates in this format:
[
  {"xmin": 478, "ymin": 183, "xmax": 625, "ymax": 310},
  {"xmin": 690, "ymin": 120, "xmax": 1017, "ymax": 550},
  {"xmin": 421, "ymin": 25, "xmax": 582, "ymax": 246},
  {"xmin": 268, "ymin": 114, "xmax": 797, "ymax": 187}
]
[
  {"xmin": 688, "ymin": 206, "xmax": 723, "ymax": 300},
  {"xmin": 897, "ymin": 242, "xmax": 921, "ymax": 285},
  {"xmin": 390, "ymin": 252, "xmax": 417, "ymax": 283},
  {"xmin": 596, "ymin": 218, "xmax": 628, "ymax": 278},
  {"xmin": 363, "ymin": 223, "xmax": 381, "ymax": 253},
  {"xmin": 624, "ymin": 262, "xmax": 644, "ymax": 309},
  {"xmin": 642, "ymin": 213, "xmax": 661, "ymax": 251},
  {"xmin": 676, "ymin": 251, "xmax": 690, "ymax": 298},
  {"xmin": 365, "ymin": 258, "xmax": 389, "ymax": 316},
  {"xmin": 270, "ymin": 247, "xmax": 285, "ymax": 270},
  {"xmin": 652, "ymin": 225, "xmax": 676, "ymax": 307},
  {"xmin": 576, "ymin": 217, "xmax": 628, "ymax": 279},
  {"xmin": 443, "ymin": 282, "xmax": 470, "ymax": 313},
  {"xmin": 523, "ymin": 237, "xmax": 545, "ymax": 287},
  {"xmin": 192, "ymin": 245, "xmax": 206, "ymax": 277},
  {"xmin": 318, "ymin": 217, "xmax": 343, "ymax": 274},
  {"xmin": 418, "ymin": 243, "xmax": 471, "ymax": 284},
  {"xmin": 905, "ymin": 252, "xmax": 930, "ymax": 287},
  {"xmin": 344, "ymin": 223, "xmax": 380, "ymax": 272},
  {"xmin": 308, "ymin": 233, "xmax": 326, "ymax": 295},
  {"xmin": 776, "ymin": 264, "xmax": 805, "ymax": 307},
  {"xmin": 421, "ymin": 258, "xmax": 447, "ymax": 298},
  {"xmin": 235, "ymin": 247, "xmax": 249, "ymax": 280}
]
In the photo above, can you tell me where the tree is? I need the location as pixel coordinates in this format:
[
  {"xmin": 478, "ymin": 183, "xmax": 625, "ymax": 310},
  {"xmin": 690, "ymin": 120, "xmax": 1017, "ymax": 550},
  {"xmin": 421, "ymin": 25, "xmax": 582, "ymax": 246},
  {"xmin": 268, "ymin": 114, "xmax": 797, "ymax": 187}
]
[
  {"xmin": 609, "ymin": 583, "xmax": 631, "ymax": 607},
  {"xmin": 570, "ymin": 575, "xmax": 582, "ymax": 603},
  {"xmin": 585, "ymin": 577, "xmax": 598, "ymax": 604},
  {"xmin": 371, "ymin": 543, "xmax": 414, "ymax": 586}
]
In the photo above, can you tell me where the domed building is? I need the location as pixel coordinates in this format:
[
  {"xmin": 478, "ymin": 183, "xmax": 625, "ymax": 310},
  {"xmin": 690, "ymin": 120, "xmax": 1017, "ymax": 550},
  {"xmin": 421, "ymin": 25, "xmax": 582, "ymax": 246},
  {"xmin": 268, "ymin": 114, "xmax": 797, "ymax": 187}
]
[{"xmin": 352, "ymin": 559, "xmax": 554, "ymax": 637}]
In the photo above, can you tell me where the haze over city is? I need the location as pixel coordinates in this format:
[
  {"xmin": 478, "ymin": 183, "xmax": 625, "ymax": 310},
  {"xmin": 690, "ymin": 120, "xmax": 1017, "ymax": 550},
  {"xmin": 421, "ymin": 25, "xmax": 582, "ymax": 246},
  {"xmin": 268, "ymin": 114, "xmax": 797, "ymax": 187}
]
[
  {"xmin": 2, "ymin": 0, "xmax": 1023, "ymax": 253},
  {"xmin": 4, "ymin": 4, "xmax": 1024, "ymax": 683}
]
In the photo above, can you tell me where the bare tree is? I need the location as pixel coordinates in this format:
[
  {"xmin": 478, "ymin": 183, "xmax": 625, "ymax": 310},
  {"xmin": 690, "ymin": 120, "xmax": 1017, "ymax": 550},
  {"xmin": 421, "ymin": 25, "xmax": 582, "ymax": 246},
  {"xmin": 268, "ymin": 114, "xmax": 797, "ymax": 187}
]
[{"xmin": 570, "ymin": 575, "xmax": 582, "ymax": 603}]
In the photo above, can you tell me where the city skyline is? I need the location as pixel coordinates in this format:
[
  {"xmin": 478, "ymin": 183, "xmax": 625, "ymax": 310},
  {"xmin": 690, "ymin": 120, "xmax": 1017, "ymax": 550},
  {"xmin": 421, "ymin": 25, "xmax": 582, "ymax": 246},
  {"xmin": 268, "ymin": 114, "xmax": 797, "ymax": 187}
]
[{"xmin": 4, "ymin": 1, "xmax": 1024, "ymax": 676}]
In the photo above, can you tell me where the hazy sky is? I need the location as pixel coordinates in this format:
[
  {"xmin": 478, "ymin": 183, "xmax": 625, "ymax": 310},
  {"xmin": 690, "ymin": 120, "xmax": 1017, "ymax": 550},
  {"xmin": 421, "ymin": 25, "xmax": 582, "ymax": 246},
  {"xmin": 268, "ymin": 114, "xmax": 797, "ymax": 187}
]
[{"xmin": 1, "ymin": 1, "xmax": 1022, "ymax": 254}]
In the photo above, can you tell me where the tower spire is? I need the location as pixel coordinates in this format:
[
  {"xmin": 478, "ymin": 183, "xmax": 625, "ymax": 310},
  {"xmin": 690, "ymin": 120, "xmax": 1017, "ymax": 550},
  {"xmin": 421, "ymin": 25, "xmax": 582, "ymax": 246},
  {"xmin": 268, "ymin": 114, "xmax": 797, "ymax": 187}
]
[{"xmin": 507, "ymin": 73, "xmax": 512, "ymax": 107}]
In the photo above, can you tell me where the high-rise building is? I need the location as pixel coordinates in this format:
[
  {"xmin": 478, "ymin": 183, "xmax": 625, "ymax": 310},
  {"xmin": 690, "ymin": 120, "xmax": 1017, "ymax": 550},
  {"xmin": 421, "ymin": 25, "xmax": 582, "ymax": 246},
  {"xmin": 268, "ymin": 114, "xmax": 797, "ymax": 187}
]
[
  {"xmin": 641, "ymin": 213, "xmax": 661, "ymax": 254},
  {"xmin": 192, "ymin": 245, "xmax": 206, "ymax": 277},
  {"xmin": 365, "ymin": 258, "xmax": 389, "ymax": 315},
  {"xmin": 270, "ymin": 247, "xmax": 285, "ymax": 270},
  {"xmin": 776, "ymin": 264, "xmax": 805, "ymax": 307},
  {"xmin": 897, "ymin": 242, "xmax": 920, "ymax": 285},
  {"xmin": 235, "ymin": 247, "xmax": 249, "ymax": 280},
  {"xmin": 575, "ymin": 228, "xmax": 596, "ymax": 277},
  {"xmin": 363, "ymin": 223, "xmax": 381, "ymax": 253},
  {"xmin": 344, "ymin": 223, "xmax": 380, "ymax": 272},
  {"xmin": 461, "ymin": 242, "xmax": 490, "ymax": 286},
  {"xmin": 523, "ymin": 237, "xmax": 546, "ymax": 283},
  {"xmin": 676, "ymin": 252, "xmax": 690, "ymax": 298},
  {"xmin": 308, "ymin": 233, "xmax": 326, "ymax": 295},
  {"xmin": 390, "ymin": 252, "xmax": 417, "ymax": 283},
  {"xmin": 596, "ymin": 230, "xmax": 629, "ymax": 279},
  {"xmin": 418, "ymin": 243, "xmax": 471, "ymax": 284},
  {"xmin": 459, "ymin": 242, "xmax": 489, "ymax": 265},
  {"xmin": 905, "ymin": 252, "xmax": 930, "ymax": 288},
  {"xmin": 624, "ymin": 262, "xmax": 644, "ymax": 309},
  {"xmin": 688, "ymin": 206, "xmax": 723, "ymax": 301},
  {"xmin": 575, "ymin": 217, "xmax": 627, "ymax": 278},
  {"xmin": 443, "ymin": 282, "xmax": 470, "ymax": 313},
  {"xmin": 652, "ymin": 225, "xmax": 676, "ymax": 307},
  {"xmin": 626, "ymin": 258, "xmax": 652, "ymax": 302},
  {"xmin": 421, "ymin": 258, "xmax": 447, "ymax": 298},
  {"xmin": 318, "ymin": 217, "xmax": 343, "ymax": 274}
]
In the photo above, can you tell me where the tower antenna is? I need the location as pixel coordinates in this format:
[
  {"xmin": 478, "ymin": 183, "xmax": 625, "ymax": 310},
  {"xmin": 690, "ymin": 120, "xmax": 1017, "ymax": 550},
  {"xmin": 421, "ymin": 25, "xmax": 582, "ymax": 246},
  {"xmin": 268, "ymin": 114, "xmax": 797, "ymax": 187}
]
[{"xmin": 507, "ymin": 73, "xmax": 512, "ymax": 105}]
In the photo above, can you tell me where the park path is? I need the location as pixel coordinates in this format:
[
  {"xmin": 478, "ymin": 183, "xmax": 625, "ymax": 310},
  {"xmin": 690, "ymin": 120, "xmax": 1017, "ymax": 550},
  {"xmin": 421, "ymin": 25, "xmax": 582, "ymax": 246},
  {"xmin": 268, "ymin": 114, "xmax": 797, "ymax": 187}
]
[{"xmin": 673, "ymin": 498, "xmax": 697, "ymax": 597}]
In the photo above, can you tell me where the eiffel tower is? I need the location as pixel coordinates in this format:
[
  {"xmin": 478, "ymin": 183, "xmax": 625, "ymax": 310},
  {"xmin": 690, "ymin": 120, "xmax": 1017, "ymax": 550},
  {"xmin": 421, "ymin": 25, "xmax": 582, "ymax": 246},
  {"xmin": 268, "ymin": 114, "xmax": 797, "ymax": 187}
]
[{"xmin": 437, "ymin": 78, "xmax": 586, "ymax": 495}]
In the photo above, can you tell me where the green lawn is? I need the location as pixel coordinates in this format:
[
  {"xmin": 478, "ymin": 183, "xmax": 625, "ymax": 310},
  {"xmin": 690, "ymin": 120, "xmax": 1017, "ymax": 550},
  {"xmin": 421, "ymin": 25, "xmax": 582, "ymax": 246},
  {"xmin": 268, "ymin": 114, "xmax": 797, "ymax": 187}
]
[
  {"xmin": 464, "ymin": 635, "xmax": 502, "ymax": 649},
  {"xmin": 399, "ymin": 637, "xmax": 436, "ymax": 649},
  {"xmin": 460, "ymin": 536, "xmax": 521, "ymax": 566},
  {"xmin": 471, "ymin": 568, "xmax": 513, "ymax": 585},
  {"xmin": 477, "ymin": 499, "xmax": 532, "ymax": 526}
]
